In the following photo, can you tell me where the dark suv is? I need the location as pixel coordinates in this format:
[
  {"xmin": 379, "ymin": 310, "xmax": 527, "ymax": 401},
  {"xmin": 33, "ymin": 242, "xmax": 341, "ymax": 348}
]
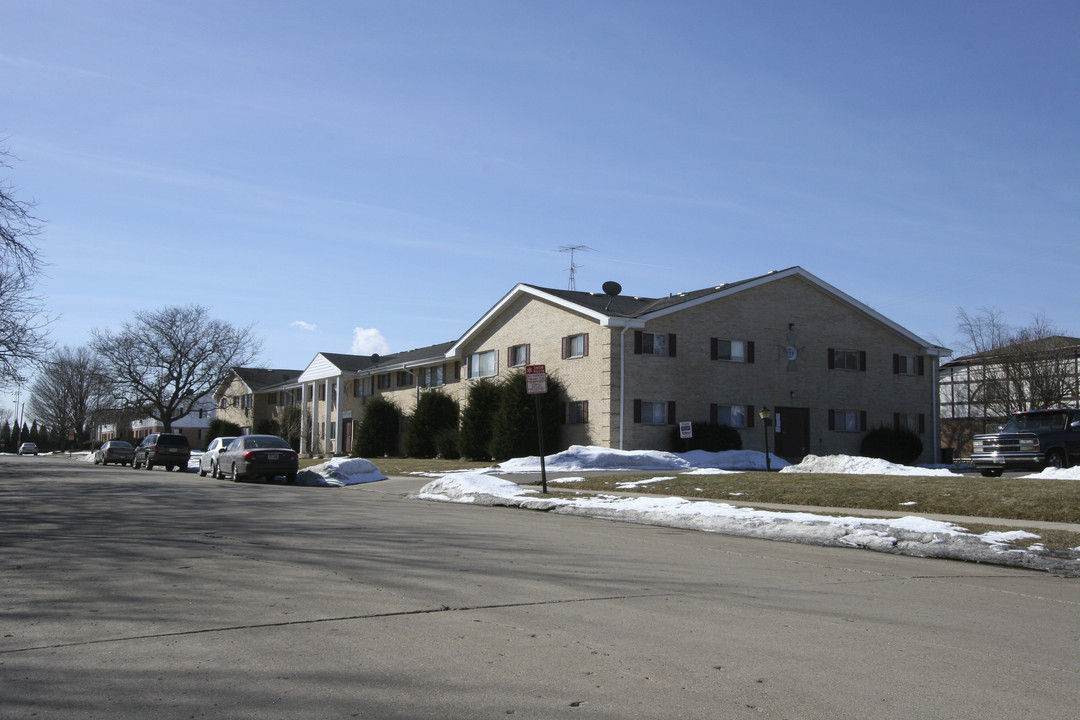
[
  {"xmin": 971, "ymin": 409, "xmax": 1080, "ymax": 477},
  {"xmin": 132, "ymin": 433, "xmax": 191, "ymax": 472}
]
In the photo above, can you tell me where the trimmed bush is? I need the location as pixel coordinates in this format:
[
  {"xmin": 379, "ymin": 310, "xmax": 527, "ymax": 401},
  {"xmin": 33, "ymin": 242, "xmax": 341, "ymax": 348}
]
[
  {"xmin": 488, "ymin": 371, "xmax": 566, "ymax": 461},
  {"xmin": 861, "ymin": 425, "xmax": 924, "ymax": 466},
  {"xmin": 206, "ymin": 419, "xmax": 243, "ymax": 447},
  {"xmin": 459, "ymin": 379, "xmax": 500, "ymax": 461},
  {"xmin": 404, "ymin": 389, "xmax": 459, "ymax": 458},
  {"xmin": 354, "ymin": 396, "xmax": 402, "ymax": 457}
]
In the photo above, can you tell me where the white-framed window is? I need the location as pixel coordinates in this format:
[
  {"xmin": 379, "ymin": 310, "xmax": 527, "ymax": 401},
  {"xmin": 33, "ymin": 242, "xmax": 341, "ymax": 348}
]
[
  {"xmin": 894, "ymin": 354, "xmax": 922, "ymax": 376},
  {"xmin": 895, "ymin": 413, "xmax": 924, "ymax": 433},
  {"xmin": 637, "ymin": 400, "xmax": 669, "ymax": 425},
  {"xmin": 715, "ymin": 405, "xmax": 748, "ymax": 428},
  {"xmin": 563, "ymin": 334, "xmax": 588, "ymax": 359},
  {"xmin": 830, "ymin": 409, "xmax": 865, "ymax": 433},
  {"xmin": 641, "ymin": 332, "xmax": 667, "ymax": 356},
  {"xmin": 469, "ymin": 350, "xmax": 497, "ymax": 378},
  {"xmin": 567, "ymin": 400, "xmax": 588, "ymax": 425},
  {"xmin": 713, "ymin": 339, "xmax": 747, "ymax": 363},
  {"xmin": 830, "ymin": 348, "xmax": 865, "ymax": 371},
  {"xmin": 508, "ymin": 344, "xmax": 530, "ymax": 367},
  {"xmin": 421, "ymin": 365, "xmax": 445, "ymax": 388}
]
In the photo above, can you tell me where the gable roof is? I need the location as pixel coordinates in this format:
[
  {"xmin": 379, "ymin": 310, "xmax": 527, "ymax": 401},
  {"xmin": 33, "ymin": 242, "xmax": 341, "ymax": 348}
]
[
  {"xmin": 299, "ymin": 342, "xmax": 457, "ymax": 382},
  {"xmin": 450, "ymin": 266, "xmax": 950, "ymax": 356},
  {"xmin": 942, "ymin": 335, "xmax": 1080, "ymax": 368},
  {"xmin": 216, "ymin": 367, "xmax": 303, "ymax": 398}
]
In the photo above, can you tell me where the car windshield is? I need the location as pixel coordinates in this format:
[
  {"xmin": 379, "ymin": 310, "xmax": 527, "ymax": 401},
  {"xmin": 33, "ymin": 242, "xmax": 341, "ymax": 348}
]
[
  {"xmin": 1001, "ymin": 412, "xmax": 1069, "ymax": 433},
  {"xmin": 246, "ymin": 437, "xmax": 291, "ymax": 449}
]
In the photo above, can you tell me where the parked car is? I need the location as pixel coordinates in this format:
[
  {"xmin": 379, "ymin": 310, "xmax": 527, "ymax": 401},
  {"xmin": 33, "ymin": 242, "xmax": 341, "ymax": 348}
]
[
  {"xmin": 218, "ymin": 435, "xmax": 299, "ymax": 483},
  {"xmin": 94, "ymin": 440, "xmax": 135, "ymax": 466},
  {"xmin": 18, "ymin": 442, "xmax": 38, "ymax": 455},
  {"xmin": 198, "ymin": 436, "xmax": 238, "ymax": 478},
  {"xmin": 132, "ymin": 433, "xmax": 191, "ymax": 472}
]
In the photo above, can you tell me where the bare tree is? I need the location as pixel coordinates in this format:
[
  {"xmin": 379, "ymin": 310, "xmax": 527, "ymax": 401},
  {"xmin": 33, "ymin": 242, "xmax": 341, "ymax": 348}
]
[
  {"xmin": 91, "ymin": 305, "xmax": 261, "ymax": 432},
  {"xmin": 0, "ymin": 143, "xmax": 52, "ymax": 386},
  {"xmin": 27, "ymin": 346, "xmax": 111, "ymax": 447},
  {"xmin": 955, "ymin": 307, "xmax": 1079, "ymax": 420}
]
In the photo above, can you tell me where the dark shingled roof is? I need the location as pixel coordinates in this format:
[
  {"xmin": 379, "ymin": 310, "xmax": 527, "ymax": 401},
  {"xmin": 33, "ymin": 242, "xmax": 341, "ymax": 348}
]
[
  {"xmin": 520, "ymin": 268, "xmax": 791, "ymax": 318},
  {"xmin": 232, "ymin": 367, "xmax": 303, "ymax": 391}
]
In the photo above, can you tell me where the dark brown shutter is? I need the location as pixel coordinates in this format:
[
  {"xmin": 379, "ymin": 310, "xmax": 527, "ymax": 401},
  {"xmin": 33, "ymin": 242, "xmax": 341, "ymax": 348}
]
[
  {"xmin": 668, "ymin": 334, "xmax": 677, "ymax": 357},
  {"xmin": 710, "ymin": 403, "xmax": 718, "ymax": 424},
  {"xmin": 893, "ymin": 354, "xmax": 900, "ymax": 375},
  {"xmin": 859, "ymin": 351, "xmax": 867, "ymax": 372},
  {"xmin": 747, "ymin": 341, "xmax": 755, "ymax": 363},
  {"xmin": 561, "ymin": 337, "xmax": 568, "ymax": 359},
  {"xmin": 583, "ymin": 333, "xmax": 589, "ymax": 357},
  {"xmin": 634, "ymin": 331, "xmax": 643, "ymax": 354},
  {"xmin": 917, "ymin": 356, "xmax": 925, "ymax": 376},
  {"xmin": 710, "ymin": 338, "xmax": 718, "ymax": 361},
  {"xmin": 746, "ymin": 406, "xmax": 755, "ymax": 428},
  {"xmin": 860, "ymin": 411, "xmax": 867, "ymax": 431},
  {"xmin": 828, "ymin": 409, "xmax": 836, "ymax": 430},
  {"xmin": 667, "ymin": 401, "xmax": 677, "ymax": 424},
  {"xmin": 633, "ymin": 399, "xmax": 642, "ymax": 424},
  {"xmin": 582, "ymin": 400, "xmax": 589, "ymax": 424},
  {"xmin": 918, "ymin": 413, "xmax": 926, "ymax": 434},
  {"xmin": 828, "ymin": 349, "xmax": 835, "ymax": 369}
]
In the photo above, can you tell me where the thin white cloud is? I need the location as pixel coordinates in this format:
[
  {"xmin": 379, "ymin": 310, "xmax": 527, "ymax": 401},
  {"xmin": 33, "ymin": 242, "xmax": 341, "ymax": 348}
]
[
  {"xmin": 290, "ymin": 320, "xmax": 317, "ymax": 331},
  {"xmin": 351, "ymin": 327, "xmax": 391, "ymax": 356}
]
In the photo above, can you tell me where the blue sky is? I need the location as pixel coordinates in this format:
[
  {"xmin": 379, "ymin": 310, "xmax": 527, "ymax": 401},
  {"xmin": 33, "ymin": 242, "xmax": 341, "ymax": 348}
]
[{"xmin": 4, "ymin": 0, "xmax": 1079, "ymax": 405}]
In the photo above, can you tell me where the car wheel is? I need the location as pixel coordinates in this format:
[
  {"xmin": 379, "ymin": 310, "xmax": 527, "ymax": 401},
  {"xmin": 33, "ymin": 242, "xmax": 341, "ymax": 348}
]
[
  {"xmin": 198, "ymin": 463, "xmax": 207, "ymax": 477},
  {"xmin": 231, "ymin": 463, "xmax": 242, "ymax": 482},
  {"xmin": 145, "ymin": 458, "xmax": 154, "ymax": 470},
  {"xmin": 285, "ymin": 472, "xmax": 297, "ymax": 484},
  {"xmin": 980, "ymin": 469, "xmax": 1003, "ymax": 477},
  {"xmin": 211, "ymin": 462, "xmax": 221, "ymax": 480},
  {"xmin": 1046, "ymin": 450, "xmax": 1067, "ymax": 469}
]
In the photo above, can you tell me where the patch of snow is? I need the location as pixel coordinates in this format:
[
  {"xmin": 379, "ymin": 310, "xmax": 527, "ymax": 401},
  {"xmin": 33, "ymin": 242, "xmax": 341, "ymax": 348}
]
[
  {"xmin": 780, "ymin": 454, "xmax": 961, "ymax": 476},
  {"xmin": 1022, "ymin": 467, "xmax": 1080, "ymax": 480},
  {"xmin": 296, "ymin": 457, "xmax": 387, "ymax": 487}
]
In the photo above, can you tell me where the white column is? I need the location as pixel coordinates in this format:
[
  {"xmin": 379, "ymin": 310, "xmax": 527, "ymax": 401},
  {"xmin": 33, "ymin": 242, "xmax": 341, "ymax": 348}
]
[
  {"xmin": 299, "ymin": 384, "xmax": 309, "ymax": 455},
  {"xmin": 322, "ymin": 378, "xmax": 332, "ymax": 456},
  {"xmin": 334, "ymin": 376, "xmax": 345, "ymax": 454}
]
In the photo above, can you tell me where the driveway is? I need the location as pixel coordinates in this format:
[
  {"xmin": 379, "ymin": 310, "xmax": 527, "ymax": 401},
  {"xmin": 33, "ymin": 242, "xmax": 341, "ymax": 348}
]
[{"xmin": 2, "ymin": 455, "xmax": 1078, "ymax": 719}]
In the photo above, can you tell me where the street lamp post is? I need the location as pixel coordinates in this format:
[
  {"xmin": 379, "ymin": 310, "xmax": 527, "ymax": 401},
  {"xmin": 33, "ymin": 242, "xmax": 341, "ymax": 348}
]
[{"xmin": 758, "ymin": 406, "xmax": 772, "ymax": 472}]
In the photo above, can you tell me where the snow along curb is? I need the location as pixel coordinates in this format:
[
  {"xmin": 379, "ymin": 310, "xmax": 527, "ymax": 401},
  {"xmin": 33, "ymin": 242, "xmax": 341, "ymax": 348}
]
[{"xmin": 414, "ymin": 475, "xmax": 1080, "ymax": 577}]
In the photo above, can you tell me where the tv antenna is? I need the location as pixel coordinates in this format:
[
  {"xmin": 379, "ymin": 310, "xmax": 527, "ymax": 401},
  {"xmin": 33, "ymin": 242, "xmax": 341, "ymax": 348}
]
[{"xmin": 559, "ymin": 245, "xmax": 593, "ymax": 291}]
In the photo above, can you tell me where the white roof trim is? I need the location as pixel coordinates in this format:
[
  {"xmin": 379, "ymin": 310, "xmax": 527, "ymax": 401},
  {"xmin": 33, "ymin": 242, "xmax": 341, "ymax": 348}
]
[{"xmin": 447, "ymin": 284, "xmax": 619, "ymax": 357}]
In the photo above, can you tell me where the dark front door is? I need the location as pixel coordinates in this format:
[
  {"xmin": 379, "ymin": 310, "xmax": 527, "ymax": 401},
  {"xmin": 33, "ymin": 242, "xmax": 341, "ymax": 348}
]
[{"xmin": 774, "ymin": 406, "xmax": 810, "ymax": 461}]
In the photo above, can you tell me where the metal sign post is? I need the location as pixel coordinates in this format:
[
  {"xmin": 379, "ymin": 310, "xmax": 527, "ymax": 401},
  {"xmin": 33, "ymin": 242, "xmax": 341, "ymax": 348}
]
[{"xmin": 525, "ymin": 365, "xmax": 549, "ymax": 493}]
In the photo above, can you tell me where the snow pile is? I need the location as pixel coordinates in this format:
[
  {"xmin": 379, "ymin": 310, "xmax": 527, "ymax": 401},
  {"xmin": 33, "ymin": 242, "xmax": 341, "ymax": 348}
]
[
  {"xmin": 296, "ymin": 457, "xmax": 387, "ymax": 487},
  {"xmin": 496, "ymin": 445, "xmax": 788, "ymax": 472},
  {"xmin": 1023, "ymin": 466, "xmax": 1080, "ymax": 480},
  {"xmin": 780, "ymin": 454, "xmax": 961, "ymax": 476},
  {"xmin": 416, "ymin": 469, "xmax": 1080, "ymax": 576}
]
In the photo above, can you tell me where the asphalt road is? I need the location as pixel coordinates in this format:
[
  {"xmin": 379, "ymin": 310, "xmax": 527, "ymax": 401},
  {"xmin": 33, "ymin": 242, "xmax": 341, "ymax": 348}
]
[{"xmin": 2, "ymin": 454, "xmax": 1078, "ymax": 719}]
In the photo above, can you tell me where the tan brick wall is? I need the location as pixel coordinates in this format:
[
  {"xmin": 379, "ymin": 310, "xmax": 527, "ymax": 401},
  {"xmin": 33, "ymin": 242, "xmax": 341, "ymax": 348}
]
[
  {"xmin": 447, "ymin": 277, "xmax": 938, "ymax": 462},
  {"xmin": 621, "ymin": 276, "xmax": 937, "ymax": 460},
  {"xmin": 455, "ymin": 295, "xmax": 616, "ymax": 449}
]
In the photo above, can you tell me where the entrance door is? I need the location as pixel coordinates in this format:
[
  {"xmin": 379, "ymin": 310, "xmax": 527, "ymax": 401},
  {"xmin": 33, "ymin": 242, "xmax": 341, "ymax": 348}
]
[
  {"xmin": 774, "ymin": 406, "xmax": 810, "ymax": 461},
  {"xmin": 342, "ymin": 418, "xmax": 353, "ymax": 455}
]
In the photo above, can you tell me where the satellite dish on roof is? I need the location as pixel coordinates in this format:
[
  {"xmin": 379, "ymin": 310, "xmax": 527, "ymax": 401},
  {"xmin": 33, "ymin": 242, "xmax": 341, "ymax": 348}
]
[{"xmin": 602, "ymin": 281, "xmax": 622, "ymax": 296}]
